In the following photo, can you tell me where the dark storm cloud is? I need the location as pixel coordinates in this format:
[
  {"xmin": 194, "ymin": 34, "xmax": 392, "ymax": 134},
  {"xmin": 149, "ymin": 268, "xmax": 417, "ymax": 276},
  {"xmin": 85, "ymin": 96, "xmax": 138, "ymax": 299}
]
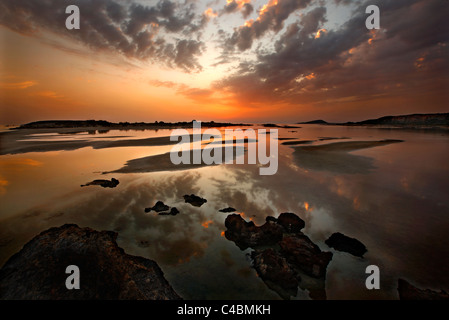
[
  {"xmin": 221, "ymin": 1, "xmax": 254, "ymax": 19},
  {"xmin": 215, "ymin": 0, "xmax": 449, "ymax": 109},
  {"xmin": 0, "ymin": 0, "xmax": 207, "ymax": 72},
  {"xmin": 223, "ymin": 0, "xmax": 313, "ymax": 51},
  {"xmin": 241, "ymin": 3, "xmax": 254, "ymax": 18}
]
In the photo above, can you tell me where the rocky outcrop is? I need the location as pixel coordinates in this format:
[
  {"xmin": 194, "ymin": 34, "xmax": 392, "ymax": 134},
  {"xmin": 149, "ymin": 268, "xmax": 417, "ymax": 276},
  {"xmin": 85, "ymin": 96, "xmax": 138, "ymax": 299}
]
[
  {"xmin": 158, "ymin": 207, "xmax": 180, "ymax": 216},
  {"xmin": 145, "ymin": 201, "xmax": 170, "ymax": 213},
  {"xmin": 224, "ymin": 214, "xmax": 283, "ymax": 250},
  {"xmin": 398, "ymin": 279, "xmax": 449, "ymax": 300},
  {"xmin": 325, "ymin": 232, "xmax": 367, "ymax": 257},
  {"xmin": 145, "ymin": 201, "xmax": 179, "ymax": 216},
  {"xmin": 81, "ymin": 178, "xmax": 119, "ymax": 188},
  {"xmin": 0, "ymin": 224, "xmax": 181, "ymax": 300},
  {"xmin": 224, "ymin": 213, "xmax": 332, "ymax": 299},
  {"xmin": 183, "ymin": 194, "xmax": 207, "ymax": 207},
  {"xmin": 251, "ymin": 249, "xmax": 299, "ymax": 299},
  {"xmin": 276, "ymin": 212, "xmax": 305, "ymax": 233},
  {"xmin": 280, "ymin": 235, "xmax": 332, "ymax": 278}
]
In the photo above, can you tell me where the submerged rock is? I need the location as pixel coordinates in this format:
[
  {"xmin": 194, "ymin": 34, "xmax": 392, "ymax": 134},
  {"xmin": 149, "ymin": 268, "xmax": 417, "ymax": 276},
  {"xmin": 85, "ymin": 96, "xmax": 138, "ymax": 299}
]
[
  {"xmin": 398, "ymin": 279, "xmax": 449, "ymax": 300},
  {"xmin": 279, "ymin": 235, "xmax": 333, "ymax": 278},
  {"xmin": 145, "ymin": 201, "xmax": 170, "ymax": 213},
  {"xmin": 0, "ymin": 224, "xmax": 181, "ymax": 300},
  {"xmin": 276, "ymin": 212, "xmax": 305, "ymax": 233},
  {"xmin": 325, "ymin": 232, "xmax": 367, "ymax": 257},
  {"xmin": 224, "ymin": 214, "xmax": 283, "ymax": 250},
  {"xmin": 224, "ymin": 212, "xmax": 332, "ymax": 299},
  {"xmin": 251, "ymin": 248, "xmax": 300, "ymax": 299},
  {"xmin": 80, "ymin": 178, "xmax": 119, "ymax": 188},
  {"xmin": 183, "ymin": 194, "xmax": 207, "ymax": 207},
  {"xmin": 159, "ymin": 207, "xmax": 180, "ymax": 216}
]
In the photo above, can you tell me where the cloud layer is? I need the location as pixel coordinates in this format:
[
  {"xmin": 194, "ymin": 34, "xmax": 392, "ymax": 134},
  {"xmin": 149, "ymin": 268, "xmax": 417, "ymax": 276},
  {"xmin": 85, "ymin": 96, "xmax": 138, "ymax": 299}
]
[
  {"xmin": 0, "ymin": 0, "xmax": 208, "ymax": 71},
  {"xmin": 214, "ymin": 0, "xmax": 449, "ymax": 114},
  {"xmin": 1, "ymin": 0, "xmax": 447, "ymax": 120}
]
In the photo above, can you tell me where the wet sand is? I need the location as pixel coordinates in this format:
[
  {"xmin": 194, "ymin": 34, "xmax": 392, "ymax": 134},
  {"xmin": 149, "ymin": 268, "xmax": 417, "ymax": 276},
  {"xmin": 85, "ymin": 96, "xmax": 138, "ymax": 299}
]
[
  {"xmin": 292, "ymin": 139, "xmax": 404, "ymax": 174},
  {"xmin": 0, "ymin": 129, "xmax": 202, "ymax": 155},
  {"xmin": 107, "ymin": 146, "xmax": 246, "ymax": 174}
]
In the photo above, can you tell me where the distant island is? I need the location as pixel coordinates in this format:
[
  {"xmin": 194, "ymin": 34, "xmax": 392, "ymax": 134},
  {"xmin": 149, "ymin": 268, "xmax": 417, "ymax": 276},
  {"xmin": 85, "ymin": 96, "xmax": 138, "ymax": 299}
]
[
  {"xmin": 11, "ymin": 113, "xmax": 449, "ymax": 131},
  {"xmin": 297, "ymin": 120, "xmax": 328, "ymax": 125},
  {"xmin": 15, "ymin": 120, "xmax": 251, "ymax": 130},
  {"xmin": 298, "ymin": 113, "xmax": 449, "ymax": 130}
]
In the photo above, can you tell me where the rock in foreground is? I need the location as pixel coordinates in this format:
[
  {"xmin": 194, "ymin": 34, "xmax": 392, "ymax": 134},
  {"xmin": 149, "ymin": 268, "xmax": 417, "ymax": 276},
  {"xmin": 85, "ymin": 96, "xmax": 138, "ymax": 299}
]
[
  {"xmin": 225, "ymin": 213, "xmax": 332, "ymax": 299},
  {"xmin": 251, "ymin": 249, "xmax": 300, "ymax": 299},
  {"xmin": 0, "ymin": 224, "xmax": 181, "ymax": 300},
  {"xmin": 224, "ymin": 214, "xmax": 283, "ymax": 250},
  {"xmin": 276, "ymin": 212, "xmax": 305, "ymax": 233},
  {"xmin": 280, "ymin": 235, "xmax": 333, "ymax": 278},
  {"xmin": 325, "ymin": 232, "xmax": 367, "ymax": 257}
]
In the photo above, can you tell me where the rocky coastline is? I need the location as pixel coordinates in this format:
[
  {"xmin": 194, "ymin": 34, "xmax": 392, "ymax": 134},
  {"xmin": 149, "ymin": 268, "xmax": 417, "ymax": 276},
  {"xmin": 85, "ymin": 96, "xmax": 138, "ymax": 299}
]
[{"xmin": 0, "ymin": 224, "xmax": 181, "ymax": 300}]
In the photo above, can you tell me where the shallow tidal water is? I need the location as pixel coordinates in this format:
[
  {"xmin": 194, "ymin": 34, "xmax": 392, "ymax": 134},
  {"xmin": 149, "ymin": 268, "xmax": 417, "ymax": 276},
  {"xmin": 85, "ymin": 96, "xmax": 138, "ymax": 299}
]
[{"xmin": 0, "ymin": 124, "xmax": 448, "ymax": 300}]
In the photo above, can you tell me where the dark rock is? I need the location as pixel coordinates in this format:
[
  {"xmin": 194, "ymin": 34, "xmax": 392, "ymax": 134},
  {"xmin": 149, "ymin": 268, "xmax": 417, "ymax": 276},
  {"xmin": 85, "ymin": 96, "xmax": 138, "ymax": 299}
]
[
  {"xmin": 183, "ymin": 194, "xmax": 207, "ymax": 207},
  {"xmin": 145, "ymin": 201, "xmax": 170, "ymax": 213},
  {"xmin": 276, "ymin": 212, "xmax": 305, "ymax": 233},
  {"xmin": 81, "ymin": 178, "xmax": 119, "ymax": 188},
  {"xmin": 279, "ymin": 235, "xmax": 333, "ymax": 278},
  {"xmin": 0, "ymin": 224, "xmax": 181, "ymax": 300},
  {"xmin": 159, "ymin": 207, "xmax": 180, "ymax": 216},
  {"xmin": 251, "ymin": 249, "xmax": 299, "ymax": 299},
  {"xmin": 398, "ymin": 279, "xmax": 449, "ymax": 300},
  {"xmin": 325, "ymin": 232, "xmax": 367, "ymax": 257},
  {"xmin": 219, "ymin": 207, "xmax": 236, "ymax": 213},
  {"xmin": 224, "ymin": 214, "xmax": 283, "ymax": 250},
  {"xmin": 265, "ymin": 216, "xmax": 277, "ymax": 223},
  {"xmin": 224, "ymin": 212, "xmax": 333, "ymax": 299}
]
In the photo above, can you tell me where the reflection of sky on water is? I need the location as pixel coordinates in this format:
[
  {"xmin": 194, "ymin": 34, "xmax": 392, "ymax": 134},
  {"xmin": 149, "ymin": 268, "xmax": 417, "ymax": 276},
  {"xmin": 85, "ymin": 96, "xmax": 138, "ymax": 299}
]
[{"xmin": 0, "ymin": 125, "xmax": 448, "ymax": 299}]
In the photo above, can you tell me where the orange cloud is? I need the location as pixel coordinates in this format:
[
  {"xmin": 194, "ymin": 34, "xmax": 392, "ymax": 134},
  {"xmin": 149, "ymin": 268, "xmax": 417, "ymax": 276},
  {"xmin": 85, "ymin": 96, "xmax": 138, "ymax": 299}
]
[
  {"xmin": 31, "ymin": 91, "xmax": 64, "ymax": 99},
  {"xmin": 204, "ymin": 8, "xmax": 218, "ymax": 18},
  {"xmin": 244, "ymin": 19, "xmax": 254, "ymax": 27},
  {"xmin": 149, "ymin": 80, "xmax": 181, "ymax": 89},
  {"xmin": 314, "ymin": 28, "xmax": 327, "ymax": 39},
  {"xmin": 228, "ymin": 0, "xmax": 252, "ymax": 7},
  {"xmin": 306, "ymin": 73, "xmax": 316, "ymax": 80},
  {"xmin": 0, "ymin": 81, "xmax": 37, "ymax": 89},
  {"xmin": 259, "ymin": 0, "xmax": 278, "ymax": 17}
]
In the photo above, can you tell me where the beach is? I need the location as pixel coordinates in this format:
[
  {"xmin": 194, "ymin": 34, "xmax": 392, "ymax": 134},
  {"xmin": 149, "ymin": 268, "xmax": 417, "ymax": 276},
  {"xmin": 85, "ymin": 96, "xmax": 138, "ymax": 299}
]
[{"xmin": 1, "ymin": 123, "xmax": 448, "ymax": 299}]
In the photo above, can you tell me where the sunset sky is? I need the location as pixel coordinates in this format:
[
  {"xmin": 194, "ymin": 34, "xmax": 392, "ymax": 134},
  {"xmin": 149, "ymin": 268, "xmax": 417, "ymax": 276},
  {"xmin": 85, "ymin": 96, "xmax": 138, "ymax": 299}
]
[{"xmin": 0, "ymin": 0, "xmax": 448, "ymax": 124}]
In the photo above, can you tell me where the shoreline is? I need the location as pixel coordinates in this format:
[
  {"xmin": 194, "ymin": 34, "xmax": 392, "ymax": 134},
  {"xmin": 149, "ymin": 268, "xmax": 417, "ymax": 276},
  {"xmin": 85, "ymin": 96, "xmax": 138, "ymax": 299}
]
[{"xmin": 12, "ymin": 120, "xmax": 253, "ymax": 131}]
